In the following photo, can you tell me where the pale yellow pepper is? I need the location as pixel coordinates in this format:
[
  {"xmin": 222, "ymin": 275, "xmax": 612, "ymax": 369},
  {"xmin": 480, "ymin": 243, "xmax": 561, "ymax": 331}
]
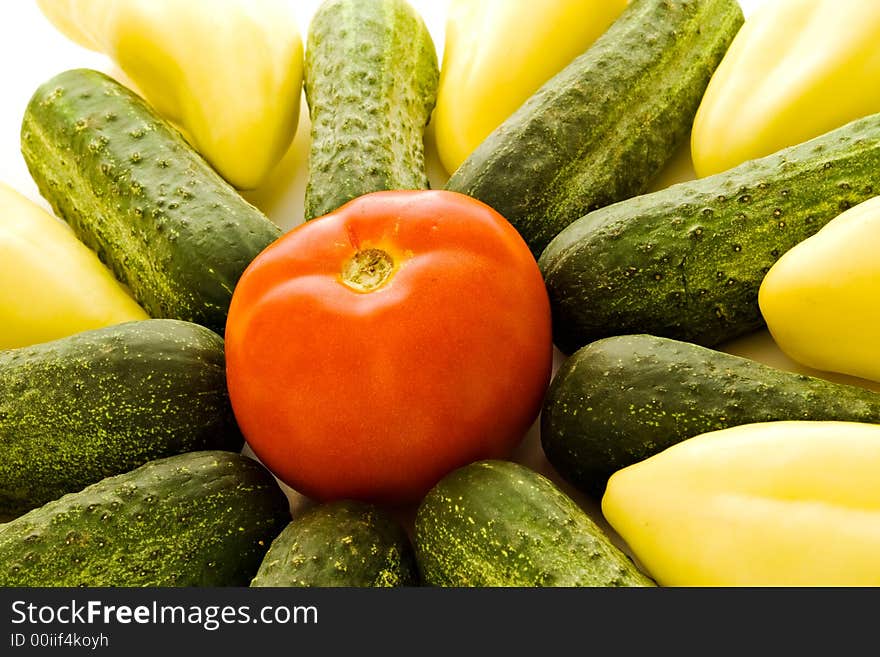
[
  {"xmin": 692, "ymin": 0, "xmax": 880, "ymax": 177},
  {"xmin": 603, "ymin": 421, "xmax": 880, "ymax": 586},
  {"xmin": 433, "ymin": 0, "xmax": 627, "ymax": 175},
  {"xmin": 759, "ymin": 196, "xmax": 880, "ymax": 383},
  {"xmin": 0, "ymin": 183, "xmax": 147, "ymax": 349},
  {"xmin": 37, "ymin": 0, "xmax": 303, "ymax": 190}
]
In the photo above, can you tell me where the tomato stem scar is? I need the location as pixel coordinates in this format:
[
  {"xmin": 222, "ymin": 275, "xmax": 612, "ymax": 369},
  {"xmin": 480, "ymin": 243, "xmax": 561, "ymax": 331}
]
[{"xmin": 341, "ymin": 248, "xmax": 394, "ymax": 292}]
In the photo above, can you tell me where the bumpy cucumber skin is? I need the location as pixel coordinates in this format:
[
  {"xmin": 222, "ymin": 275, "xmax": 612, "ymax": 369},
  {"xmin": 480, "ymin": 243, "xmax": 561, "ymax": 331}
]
[
  {"xmin": 446, "ymin": 0, "xmax": 744, "ymax": 258},
  {"xmin": 251, "ymin": 500, "xmax": 418, "ymax": 587},
  {"xmin": 414, "ymin": 460, "xmax": 653, "ymax": 587},
  {"xmin": 540, "ymin": 113, "xmax": 880, "ymax": 353},
  {"xmin": 542, "ymin": 335, "xmax": 880, "ymax": 498},
  {"xmin": 0, "ymin": 319, "xmax": 242, "ymax": 520},
  {"xmin": 20, "ymin": 69, "xmax": 281, "ymax": 335},
  {"xmin": 303, "ymin": 0, "xmax": 439, "ymax": 220},
  {"xmin": 0, "ymin": 451, "xmax": 290, "ymax": 586}
]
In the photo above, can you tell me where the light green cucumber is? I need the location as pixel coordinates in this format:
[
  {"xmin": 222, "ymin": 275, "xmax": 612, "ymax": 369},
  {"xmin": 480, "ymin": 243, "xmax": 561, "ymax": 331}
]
[
  {"xmin": 251, "ymin": 500, "xmax": 418, "ymax": 587},
  {"xmin": 20, "ymin": 68, "xmax": 282, "ymax": 335},
  {"xmin": 0, "ymin": 319, "xmax": 242, "ymax": 520},
  {"xmin": 414, "ymin": 460, "xmax": 654, "ymax": 587},
  {"xmin": 303, "ymin": 0, "xmax": 439, "ymax": 220}
]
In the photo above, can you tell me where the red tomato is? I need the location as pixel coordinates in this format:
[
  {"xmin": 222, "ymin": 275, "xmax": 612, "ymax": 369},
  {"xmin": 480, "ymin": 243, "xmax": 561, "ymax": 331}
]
[{"xmin": 225, "ymin": 190, "xmax": 552, "ymax": 504}]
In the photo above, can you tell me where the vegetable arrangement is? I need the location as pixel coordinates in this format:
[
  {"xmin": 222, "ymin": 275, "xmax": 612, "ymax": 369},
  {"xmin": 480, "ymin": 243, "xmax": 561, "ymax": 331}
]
[
  {"xmin": 226, "ymin": 189, "xmax": 551, "ymax": 504},
  {"xmin": 3, "ymin": 0, "xmax": 880, "ymax": 588}
]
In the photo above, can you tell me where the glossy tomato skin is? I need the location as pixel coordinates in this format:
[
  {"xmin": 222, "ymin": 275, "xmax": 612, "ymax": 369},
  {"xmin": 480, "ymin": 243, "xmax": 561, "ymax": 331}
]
[{"xmin": 225, "ymin": 190, "xmax": 552, "ymax": 504}]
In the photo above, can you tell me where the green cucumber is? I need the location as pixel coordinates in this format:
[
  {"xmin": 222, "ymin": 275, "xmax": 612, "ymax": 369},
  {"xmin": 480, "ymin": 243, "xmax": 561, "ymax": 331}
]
[
  {"xmin": 540, "ymin": 113, "xmax": 880, "ymax": 353},
  {"xmin": 542, "ymin": 335, "xmax": 880, "ymax": 498},
  {"xmin": 0, "ymin": 451, "xmax": 290, "ymax": 586},
  {"xmin": 445, "ymin": 0, "xmax": 744, "ymax": 257},
  {"xmin": 0, "ymin": 319, "xmax": 242, "ymax": 520},
  {"xmin": 20, "ymin": 69, "xmax": 281, "ymax": 335},
  {"xmin": 303, "ymin": 0, "xmax": 439, "ymax": 220},
  {"xmin": 251, "ymin": 500, "xmax": 418, "ymax": 587},
  {"xmin": 414, "ymin": 460, "xmax": 654, "ymax": 587}
]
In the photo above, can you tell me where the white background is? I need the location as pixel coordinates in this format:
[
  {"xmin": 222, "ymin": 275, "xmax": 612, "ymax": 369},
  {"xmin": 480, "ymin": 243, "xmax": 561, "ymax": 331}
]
[{"xmin": 2, "ymin": 0, "xmax": 875, "ymax": 541}]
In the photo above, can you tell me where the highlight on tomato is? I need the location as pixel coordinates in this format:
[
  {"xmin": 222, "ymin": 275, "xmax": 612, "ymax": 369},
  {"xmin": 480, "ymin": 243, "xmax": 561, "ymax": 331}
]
[{"xmin": 225, "ymin": 190, "xmax": 553, "ymax": 504}]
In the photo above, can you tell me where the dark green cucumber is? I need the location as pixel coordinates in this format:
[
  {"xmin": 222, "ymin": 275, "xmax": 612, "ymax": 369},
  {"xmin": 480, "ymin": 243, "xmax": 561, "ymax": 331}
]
[
  {"xmin": 543, "ymin": 335, "xmax": 880, "ymax": 497},
  {"xmin": 0, "ymin": 451, "xmax": 290, "ymax": 586},
  {"xmin": 540, "ymin": 113, "xmax": 880, "ymax": 354},
  {"xmin": 20, "ymin": 69, "xmax": 281, "ymax": 335},
  {"xmin": 446, "ymin": 0, "xmax": 743, "ymax": 257},
  {"xmin": 0, "ymin": 319, "xmax": 242, "ymax": 520},
  {"xmin": 303, "ymin": 0, "xmax": 439, "ymax": 220},
  {"xmin": 414, "ymin": 460, "xmax": 653, "ymax": 587},
  {"xmin": 251, "ymin": 500, "xmax": 418, "ymax": 587}
]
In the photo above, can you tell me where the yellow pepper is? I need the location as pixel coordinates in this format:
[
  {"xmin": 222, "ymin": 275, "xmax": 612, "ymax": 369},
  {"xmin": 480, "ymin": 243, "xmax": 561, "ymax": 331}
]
[
  {"xmin": 691, "ymin": 0, "xmax": 880, "ymax": 178},
  {"xmin": 759, "ymin": 196, "xmax": 880, "ymax": 383},
  {"xmin": 602, "ymin": 421, "xmax": 880, "ymax": 586},
  {"xmin": 433, "ymin": 0, "xmax": 626, "ymax": 175},
  {"xmin": 37, "ymin": 0, "xmax": 303, "ymax": 190},
  {"xmin": 0, "ymin": 183, "xmax": 147, "ymax": 349}
]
